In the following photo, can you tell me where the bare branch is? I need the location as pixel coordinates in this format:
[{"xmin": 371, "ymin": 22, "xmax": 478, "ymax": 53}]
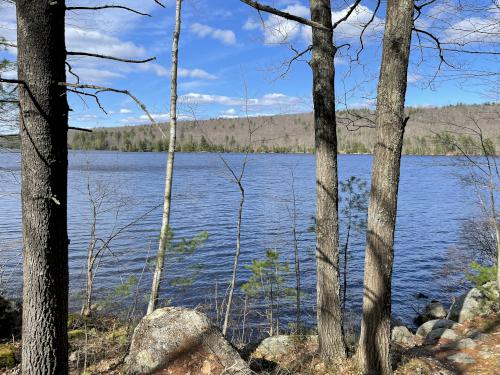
[
  {"xmin": 0, "ymin": 40, "xmax": 16, "ymax": 48},
  {"xmin": 412, "ymin": 27, "xmax": 455, "ymax": 69},
  {"xmin": 68, "ymin": 126, "xmax": 92, "ymax": 133},
  {"xmin": 332, "ymin": 0, "xmax": 362, "ymax": 31},
  {"xmin": 279, "ymin": 45, "xmax": 312, "ymax": 78},
  {"xmin": 67, "ymin": 51, "xmax": 156, "ymax": 64},
  {"xmin": 66, "ymin": 88, "xmax": 107, "ymax": 114},
  {"xmin": 153, "ymin": 0, "xmax": 166, "ymax": 8},
  {"xmin": 59, "ymin": 82, "xmax": 167, "ymax": 138},
  {"xmin": 66, "ymin": 5, "xmax": 152, "ymax": 17},
  {"xmin": 354, "ymin": 0, "xmax": 381, "ymax": 62},
  {"xmin": 65, "ymin": 62, "xmax": 80, "ymax": 84},
  {"xmin": 239, "ymin": 0, "xmax": 330, "ymax": 31}
]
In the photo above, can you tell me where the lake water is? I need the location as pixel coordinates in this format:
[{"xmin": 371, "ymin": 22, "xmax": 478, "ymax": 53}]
[{"xmin": 0, "ymin": 151, "xmax": 478, "ymax": 329}]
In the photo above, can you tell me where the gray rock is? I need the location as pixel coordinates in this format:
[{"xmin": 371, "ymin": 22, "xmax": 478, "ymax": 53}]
[
  {"xmin": 455, "ymin": 338, "xmax": 477, "ymax": 349},
  {"xmin": 391, "ymin": 326, "xmax": 416, "ymax": 347},
  {"xmin": 446, "ymin": 352, "xmax": 476, "ymax": 364},
  {"xmin": 449, "ymin": 282, "xmax": 499, "ymax": 323},
  {"xmin": 479, "ymin": 350, "xmax": 492, "ymax": 359},
  {"xmin": 426, "ymin": 328, "xmax": 459, "ymax": 342},
  {"xmin": 424, "ymin": 301, "xmax": 447, "ymax": 320},
  {"xmin": 253, "ymin": 335, "xmax": 317, "ymax": 360},
  {"xmin": 416, "ymin": 319, "xmax": 459, "ymax": 338},
  {"xmin": 466, "ymin": 330, "xmax": 488, "ymax": 341},
  {"xmin": 126, "ymin": 307, "xmax": 250, "ymax": 375}
]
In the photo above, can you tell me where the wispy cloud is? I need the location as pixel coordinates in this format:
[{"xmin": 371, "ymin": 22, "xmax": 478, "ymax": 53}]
[{"xmin": 190, "ymin": 23, "xmax": 237, "ymax": 45}]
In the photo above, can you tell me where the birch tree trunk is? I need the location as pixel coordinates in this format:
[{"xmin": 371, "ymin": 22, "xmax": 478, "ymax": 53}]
[
  {"xmin": 16, "ymin": 1, "xmax": 70, "ymax": 373},
  {"xmin": 222, "ymin": 182, "xmax": 244, "ymax": 336},
  {"xmin": 147, "ymin": 0, "xmax": 182, "ymax": 315},
  {"xmin": 310, "ymin": 0, "xmax": 346, "ymax": 361},
  {"xmin": 357, "ymin": 1, "xmax": 413, "ymax": 374}
]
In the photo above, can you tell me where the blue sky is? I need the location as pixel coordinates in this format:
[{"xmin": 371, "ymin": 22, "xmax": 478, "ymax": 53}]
[{"xmin": 1, "ymin": 0, "xmax": 499, "ymax": 129}]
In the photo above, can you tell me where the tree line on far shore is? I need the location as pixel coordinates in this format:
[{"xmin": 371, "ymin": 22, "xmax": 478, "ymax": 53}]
[{"xmin": 68, "ymin": 103, "xmax": 500, "ymax": 156}]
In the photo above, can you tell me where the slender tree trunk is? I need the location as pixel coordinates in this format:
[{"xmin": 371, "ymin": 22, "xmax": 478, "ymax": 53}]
[
  {"xmin": 357, "ymin": 1, "xmax": 413, "ymax": 374},
  {"xmin": 82, "ymin": 206, "xmax": 96, "ymax": 316},
  {"xmin": 222, "ymin": 183, "xmax": 244, "ymax": 335},
  {"xmin": 17, "ymin": 1, "xmax": 69, "ymax": 374},
  {"xmin": 342, "ymin": 222, "xmax": 351, "ymax": 316},
  {"xmin": 310, "ymin": 0, "xmax": 346, "ymax": 360},
  {"xmin": 147, "ymin": 0, "xmax": 182, "ymax": 315},
  {"xmin": 487, "ymin": 168, "xmax": 500, "ymax": 290}
]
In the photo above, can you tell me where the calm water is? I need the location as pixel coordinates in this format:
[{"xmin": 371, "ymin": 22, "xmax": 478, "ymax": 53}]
[{"xmin": 0, "ymin": 151, "xmax": 477, "ymax": 328}]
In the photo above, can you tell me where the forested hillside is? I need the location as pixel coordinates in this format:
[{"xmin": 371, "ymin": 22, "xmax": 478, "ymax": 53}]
[{"xmin": 67, "ymin": 103, "xmax": 500, "ymax": 155}]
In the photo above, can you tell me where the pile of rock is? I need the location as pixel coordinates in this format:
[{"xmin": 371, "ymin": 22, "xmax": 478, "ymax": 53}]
[{"xmin": 391, "ymin": 281, "xmax": 499, "ymax": 365}]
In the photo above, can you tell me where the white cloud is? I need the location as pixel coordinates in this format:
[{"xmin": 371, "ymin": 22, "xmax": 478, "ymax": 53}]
[
  {"xmin": 180, "ymin": 92, "xmax": 306, "ymax": 111},
  {"xmin": 190, "ymin": 23, "xmax": 236, "ymax": 45},
  {"xmin": 243, "ymin": 18, "xmax": 261, "ymax": 31},
  {"xmin": 219, "ymin": 108, "xmax": 238, "ymax": 118},
  {"xmin": 66, "ymin": 27, "xmax": 146, "ymax": 58},
  {"xmin": 119, "ymin": 108, "xmax": 132, "ymax": 114},
  {"xmin": 178, "ymin": 68, "xmax": 217, "ymax": 80},
  {"xmin": 247, "ymin": 3, "xmax": 383, "ymax": 45},
  {"xmin": 407, "ymin": 73, "xmax": 422, "ymax": 83},
  {"xmin": 443, "ymin": 16, "xmax": 500, "ymax": 44}
]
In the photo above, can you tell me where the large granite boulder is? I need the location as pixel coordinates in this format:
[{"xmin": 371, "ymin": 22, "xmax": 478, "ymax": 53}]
[
  {"xmin": 126, "ymin": 307, "xmax": 250, "ymax": 375},
  {"xmin": 449, "ymin": 282, "xmax": 499, "ymax": 323},
  {"xmin": 416, "ymin": 319, "xmax": 459, "ymax": 338},
  {"xmin": 252, "ymin": 335, "xmax": 318, "ymax": 361},
  {"xmin": 391, "ymin": 326, "xmax": 416, "ymax": 347}
]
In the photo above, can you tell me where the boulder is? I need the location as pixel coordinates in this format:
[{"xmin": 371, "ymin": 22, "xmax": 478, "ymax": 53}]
[
  {"xmin": 252, "ymin": 335, "xmax": 318, "ymax": 361},
  {"xmin": 424, "ymin": 301, "xmax": 447, "ymax": 320},
  {"xmin": 455, "ymin": 338, "xmax": 477, "ymax": 349},
  {"xmin": 0, "ymin": 297, "xmax": 21, "ymax": 340},
  {"xmin": 391, "ymin": 326, "xmax": 416, "ymax": 347},
  {"xmin": 446, "ymin": 352, "xmax": 475, "ymax": 364},
  {"xmin": 126, "ymin": 307, "xmax": 250, "ymax": 375},
  {"xmin": 449, "ymin": 282, "xmax": 499, "ymax": 323},
  {"xmin": 426, "ymin": 328, "xmax": 459, "ymax": 342},
  {"xmin": 416, "ymin": 319, "xmax": 459, "ymax": 338}
]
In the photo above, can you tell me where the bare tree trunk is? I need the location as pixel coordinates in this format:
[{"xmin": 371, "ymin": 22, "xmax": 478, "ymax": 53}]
[
  {"xmin": 147, "ymin": 0, "xmax": 182, "ymax": 315},
  {"xmin": 17, "ymin": 1, "xmax": 69, "ymax": 373},
  {"xmin": 357, "ymin": 1, "xmax": 413, "ymax": 374},
  {"xmin": 310, "ymin": 0, "xmax": 346, "ymax": 360},
  {"xmin": 222, "ymin": 182, "xmax": 244, "ymax": 335},
  {"xmin": 342, "ymin": 222, "xmax": 351, "ymax": 317},
  {"xmin": 82, "ymin": 203, "xmax": 97, "ymax": 317}
]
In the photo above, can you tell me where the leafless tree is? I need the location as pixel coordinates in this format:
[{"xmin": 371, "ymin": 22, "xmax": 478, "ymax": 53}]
[
  {"xmin": 357, "ymin": 1, "xmax": 414, "ymax": 374},
  {"xmin": 11, "ymin": 1, "xmax": 70, "ymax": 373},
  {"xmin": 433, "ymin": 113, "xmax": 499, "ymax": 289},
  {"xmin": 148, "ymin": 0, "xmax": 183, "ymax": 315},
  {"xmin": 239, "ymin": 0, "xmax": 373, "ymax": 360},
  {"xmin": 80, "ymin": 178, "xmax": 159, "ymax": 317}
]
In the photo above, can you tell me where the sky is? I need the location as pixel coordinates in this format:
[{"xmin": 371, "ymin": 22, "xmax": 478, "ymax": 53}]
[{"xmin": 0, "ymin": 0, "xmax": 499, "ymax": 129}]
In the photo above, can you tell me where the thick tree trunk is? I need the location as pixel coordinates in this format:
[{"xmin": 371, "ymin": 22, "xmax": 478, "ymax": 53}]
[
  {"xmin": 310, "ymin": 0, "xmax": 346, "ymax": 361},
  {"xmin": 16, "ymin": 1, "xmax": 69, "ymax": 374},
  {"xmin": 357, "ymin": 1, "xmax": 414, "ymax": 374},
  {"xmin": 147, "ymin": 0, "xmax": 182, "ymax": 315}
]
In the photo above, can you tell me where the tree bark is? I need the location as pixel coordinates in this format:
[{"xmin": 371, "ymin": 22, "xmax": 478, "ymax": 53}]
[
  {"xmin": 147, "ymin": 0, "xmax": 182, "ymax": 315},
  {"xmin": 16, "ymin": 1, "xmax": 69, "ymax": 374},
  {"xmin": 222, "ymin": 181, "xmax": 244, "ymax": 336},
  {"xmin": 310, "ymin": 0, "xmax": 346, "ymax": 361},
  {"xmin": 357, "ymin": 1, "xmax": 414, "ymax": 374}
]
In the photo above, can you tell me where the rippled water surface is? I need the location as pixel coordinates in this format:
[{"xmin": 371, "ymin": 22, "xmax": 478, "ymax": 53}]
[{"xmin": 0, "ymin": 151, "xmax": 477, "ymax": 327}]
